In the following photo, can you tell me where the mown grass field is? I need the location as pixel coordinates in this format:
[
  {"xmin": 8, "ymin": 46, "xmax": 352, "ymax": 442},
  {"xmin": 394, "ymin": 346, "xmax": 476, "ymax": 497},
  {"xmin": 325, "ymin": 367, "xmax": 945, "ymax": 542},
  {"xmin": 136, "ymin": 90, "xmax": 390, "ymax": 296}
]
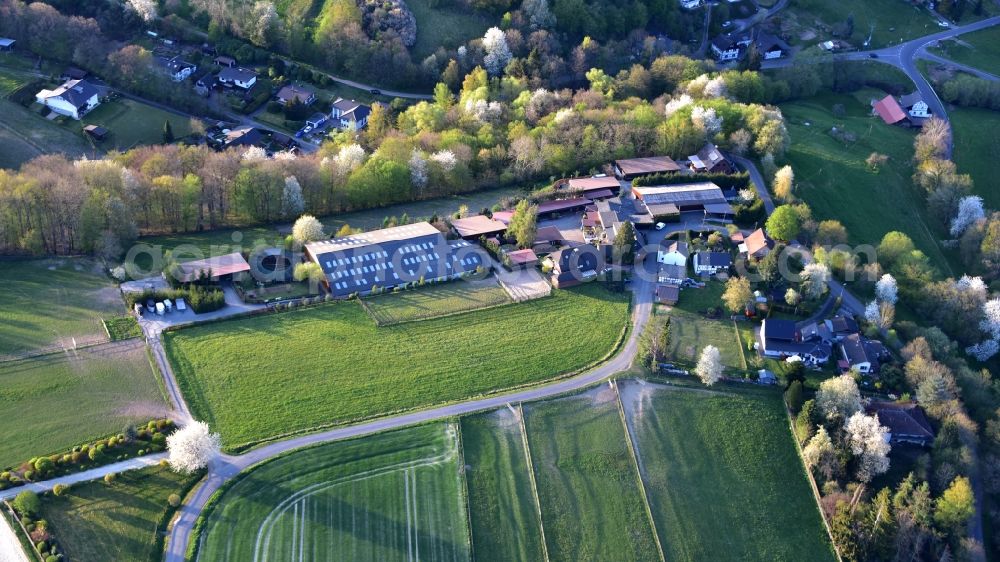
[
  {"xmin": 0, "ymin": 340, "xmax": 167, "ymax": 468},
  {"xmin": 930, "ymin": 26, "xmax": 1000, "ymax": 77},
  {"xmin": 784, "ymin": 0, "xmax": 940, "ymax": 48},
  {"xmin": 166, "ymin": 283, "xmax": 630, "ymax": 448},
  {"xmin": 196, "ymin": 423, "xmax": 470, "ymax": 561},
  {"xmin": 665, "ymin": 309, "xmax": 744, "ymax": 370},
  {"xmin": 0, "ymin": 99, "xmax": 94, "ymax": 170},
  {"xmin": 37, "ymin": 464, "xmax": 198, "ymax": 562},
  {"xmin": 408, "ymin": 0, "xmax": 491, "ymax": 60},
  {"xmin": 524, "ymin": 392, "xmax": 660, "ymax": 562},
  {"xmin": 362, "ymin": 280, "xmax": 511, "ymax": 325},
  {"xmin": 623, "ymin": 383, "xmax": 834, "ymax": 561},
  {"xmin": 0, "ymin": 258, "xmax": 123, "ymax": 354},
  {"xmin": 82, "ymin": 98, "xmax": 192, "ymax": 151},
  {"xmin": 780, "ymin": 92, "xmax": 954, "ymax": 275},
  {"xmin": 950, "ymin": 107, "xmax": 1000, "ymax": 210},
  {"xmin": 461, "ymin": 411, "xmax": 545, "ymax": 562}
]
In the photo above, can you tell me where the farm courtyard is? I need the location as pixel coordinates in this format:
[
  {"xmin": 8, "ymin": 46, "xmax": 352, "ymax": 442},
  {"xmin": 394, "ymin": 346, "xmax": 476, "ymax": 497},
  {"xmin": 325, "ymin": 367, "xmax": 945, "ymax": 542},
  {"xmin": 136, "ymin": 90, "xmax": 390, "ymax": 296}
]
[{"xmin": 165, "ymin": 283, "xmax": 631, "ymax": 449}]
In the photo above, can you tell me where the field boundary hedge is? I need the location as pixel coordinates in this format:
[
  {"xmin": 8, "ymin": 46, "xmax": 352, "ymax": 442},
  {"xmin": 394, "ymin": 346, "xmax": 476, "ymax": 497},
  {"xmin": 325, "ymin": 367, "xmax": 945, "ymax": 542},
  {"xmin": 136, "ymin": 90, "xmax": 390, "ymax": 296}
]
[{"xmin": 454, "ymin": 420, "xmax": 476, "ymax": 559}]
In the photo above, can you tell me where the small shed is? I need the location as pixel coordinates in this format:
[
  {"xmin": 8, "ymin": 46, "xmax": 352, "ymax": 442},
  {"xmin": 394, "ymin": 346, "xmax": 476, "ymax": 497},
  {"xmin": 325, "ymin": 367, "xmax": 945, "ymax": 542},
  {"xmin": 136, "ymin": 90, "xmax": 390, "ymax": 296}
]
[
  {"xmin": 83, "ymin": 124, "xmax": 109, "ymax": 141},
  {"xmin": 505, "ymin": 248, "xmax": 539, "ymax": 268},
  {"xmin": 656, "ymin": 284, "xmax": 680, "ymax": 305},
  {"xmin": 0, "ymin": 38, "xmax": 15, "ymax": 52}
]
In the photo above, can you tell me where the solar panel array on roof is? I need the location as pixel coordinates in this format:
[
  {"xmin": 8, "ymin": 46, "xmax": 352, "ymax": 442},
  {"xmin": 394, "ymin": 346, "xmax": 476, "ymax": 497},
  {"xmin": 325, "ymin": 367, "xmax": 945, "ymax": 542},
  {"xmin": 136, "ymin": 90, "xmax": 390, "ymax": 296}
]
[{"xmin": 305, "ymin": 223, "xmax": 487, "ymax": 297}]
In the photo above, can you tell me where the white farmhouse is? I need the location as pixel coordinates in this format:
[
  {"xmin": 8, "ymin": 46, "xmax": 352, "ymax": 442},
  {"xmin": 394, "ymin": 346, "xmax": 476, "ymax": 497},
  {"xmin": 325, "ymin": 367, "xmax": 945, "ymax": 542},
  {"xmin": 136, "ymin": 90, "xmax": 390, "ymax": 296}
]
[
  {"xmin": 657, "ymin": 240, "xmax": 688, "ymax": 266},
  {"xmin": 35, "ymin": 79, "xmax": 100, "ymax": 120}
]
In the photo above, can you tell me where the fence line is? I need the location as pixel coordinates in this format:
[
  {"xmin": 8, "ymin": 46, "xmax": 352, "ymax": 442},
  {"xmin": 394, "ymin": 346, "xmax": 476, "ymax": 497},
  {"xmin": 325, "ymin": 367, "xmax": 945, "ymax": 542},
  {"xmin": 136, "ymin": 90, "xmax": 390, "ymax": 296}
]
[
  {"xmin": 0, "ymin": 335, "xmax": 111, "ymax": 364},
  {"xmin": 517, "ymin": 403, "xmax": 551, "ymax": 562}
]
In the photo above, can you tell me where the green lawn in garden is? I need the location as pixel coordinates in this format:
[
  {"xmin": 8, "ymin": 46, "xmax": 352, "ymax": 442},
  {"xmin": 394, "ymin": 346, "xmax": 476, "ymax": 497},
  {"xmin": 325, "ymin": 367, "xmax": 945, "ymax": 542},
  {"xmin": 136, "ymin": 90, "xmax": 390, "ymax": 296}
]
[
  {"xmin": 622, "ymin": 383, "xmax": 836, "ymax": 562},
  {"xmin": 362, "ymin": 279, "xmax": 511, "ymax": 325},
  {"xmin": 461, "ymin": 410, "xmax": 545, "ymax": 562},
  {"xmin": 0, "ymin": 258, "xmax": 124, "ymax": 354},
  {"xmin": 671, "ymin": 279, "xmax": 725, "ymax": 314},
  {"xmin": 664, "ymin": 309, "xmax": 745, "ymax": 370},
  {"xmin": 950, "ymin": 107, "xmax": 1000, "ymax": 210},
  {"xmin": 408, "ymin": 0, "xmax": 492, "ymax": 60},
  {"xmin": 165, "ymin": 283, "xmax": 630, "ymax": 449},
  {"xmin": 784, "ymin": 0, "xmax": 941, "ymax": 48},
  {"xmin": 0, "ymin": 341, "xmax": 166, "ymax": 469},
  {"xmin": 36, "ymin": 464, "xmax": 200, "ymax": 562},
  {"xmin": 930, "ymin": 25, "xmax": 1000, "ymax": 77},
  {"xmin": 81, "ymin": 98, "xmax": 192, "ymax": 151},
  {"xmin": 195, "ymin": 423, "xmax": 470, "ymax": 561},
  {"xmin": 103, "ymin": 316, "xmax": 142, "ymax": 341},
  {"xmin": 524, "ymin": 391, "xmax": 660, "ymax": 562},
  {"xmin": 780, "ymin": 92, "xmax": 954, "ymax": 276},
  {"xmin": 0, "ymin": 98, "xmax": 95, "ymax": 170}
]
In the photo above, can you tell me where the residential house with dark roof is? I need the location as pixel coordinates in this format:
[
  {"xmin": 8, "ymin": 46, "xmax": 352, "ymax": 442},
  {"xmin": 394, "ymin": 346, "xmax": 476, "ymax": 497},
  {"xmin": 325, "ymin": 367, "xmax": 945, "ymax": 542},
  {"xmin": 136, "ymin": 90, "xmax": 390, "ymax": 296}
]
[
  {"xmin": 164, "ymin": 56, "xmax": 197, "ymax": 82},
  {"xmin": 840, "ymin": 333, "xmax": 886, "ymax": 373},
  {"xmin": 657, "ymin": 240, "xmax": 688, "ymax": 266},
  {"xmin": 305, "ymin": 222, "xmax": 487, "ymax": 297},
  {"xmin": 219, "ymin": 126, "xmax": 263, "ymax": 149},
  {"xmin": 710, "ymin": 31, "xmax": 752, "ymax": 62},
  {"xmin": 35, "ymin": 79, "xmax": 101, "ymax": 120},
  {"xmin": 687, "ymin": 143, "xmax": 736, "ymax": 174},
  {"xmin": 276, "ymin": 84, "xmax": 316, "ymax": 106},
  {"xmin": 549, "ymin": 245, "xmax": 601, "ymax": 288},
  {"xmin": 826, "ymin": 315, "xmax": 860, "ymax": 341},
  {"xmin": 658, "ymin": 263, "xmax": 687, "ymax": 285},
  {"xmin": 756, "ymin": 32, "xmax": 790, "ymax": 60},
  {"xmin": 760, "ymin": 318, "xmax": 832, "ymax": 365},
  {"xmin": 331, "ymin": 98, "xmax": 371, "ymax": 130},
  {"xmin": 693, "ymin": 251, "xmax": 732, "ymax": 274},
  {"xmin": 866, "ymin": 402, "xmax": 935, "ymax": 447},
  {"xmin": 218, "ymin": 67, "xmax": 257, "ymax": 90}
]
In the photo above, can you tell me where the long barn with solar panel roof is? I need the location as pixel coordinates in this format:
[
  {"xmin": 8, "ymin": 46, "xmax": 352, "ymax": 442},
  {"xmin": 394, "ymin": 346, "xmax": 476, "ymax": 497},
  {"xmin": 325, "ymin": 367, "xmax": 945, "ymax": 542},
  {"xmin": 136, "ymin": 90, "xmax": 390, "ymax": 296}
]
[{"xmin": 304, "ymin": 222, "xmax": 488, "ymax": 297}]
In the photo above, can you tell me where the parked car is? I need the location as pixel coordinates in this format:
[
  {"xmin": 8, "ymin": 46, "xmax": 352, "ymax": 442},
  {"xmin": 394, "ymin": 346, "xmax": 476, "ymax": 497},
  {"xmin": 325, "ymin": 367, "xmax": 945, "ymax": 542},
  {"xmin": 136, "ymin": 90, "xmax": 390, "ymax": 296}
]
[
  {"xmin": 722, "ymin": 20, "xmax": 733, "ymax": 28},
  {"xmin": 869, "ymin": 53, "xmax": 879, "ymax": 59},
  {"xmin": 155, "ymin": 302, "xmax": 165, "ymax": 315},
  {"xmin": 655, "ymin": 222, "xmax": 666, "ymax": 230},
  {"xmin": 369, "ymin": 88, "xmax": 381, "ymax": 95},
  {"xmin": 146, "ymin": 299, "xmax": 155, "ymax": 313},
  {"xmin": 163, "ymin": 298, "xmax": 173, "ymax": 312},
  {"xmin": 176, "ymin": 298, "xmax": 187, "ymax": 312}
]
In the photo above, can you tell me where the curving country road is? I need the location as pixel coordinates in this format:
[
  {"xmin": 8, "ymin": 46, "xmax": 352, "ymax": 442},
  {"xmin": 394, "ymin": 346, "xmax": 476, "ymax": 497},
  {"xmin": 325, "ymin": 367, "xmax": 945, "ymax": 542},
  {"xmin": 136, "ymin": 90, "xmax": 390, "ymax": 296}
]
[{"xmin": 162, "ymin": 273, "xmax": 654, "ymax": 561}]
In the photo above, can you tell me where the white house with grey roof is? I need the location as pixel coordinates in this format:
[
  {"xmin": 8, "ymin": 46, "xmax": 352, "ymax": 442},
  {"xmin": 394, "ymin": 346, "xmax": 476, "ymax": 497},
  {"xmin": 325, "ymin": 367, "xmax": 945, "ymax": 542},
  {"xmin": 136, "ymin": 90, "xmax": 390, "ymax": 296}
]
[
  {"xmin": 330, "ymin": 98, "xmax": 371, "ymax": 130},
  {"xmin": 35, "ymin": 79, "xmax": 100, "ymax": 120}
]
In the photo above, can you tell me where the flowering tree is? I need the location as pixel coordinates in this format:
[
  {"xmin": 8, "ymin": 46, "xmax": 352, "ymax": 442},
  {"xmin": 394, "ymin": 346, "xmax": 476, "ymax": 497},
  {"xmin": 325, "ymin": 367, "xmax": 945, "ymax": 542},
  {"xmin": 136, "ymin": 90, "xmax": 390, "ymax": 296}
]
[
  {"xmin": 167, "ymin": 421, "xmax": 221, "ymax": 474},
  {"xmin": 801, "ymin": 263, "xmax": 831, "ymax": 300},
  {"xmin": 949, "ymin": 195, "xmax": 985, "ymax": 237},
  {"xmin": 664, "ymin": 94, "xmax": 693, "ymax": 117},
  {"xmin": 773, "ymin": 165, "xmax": 794, "ymax": 201},
  {"xmin": 292, "ymin": 214, "xmax": 325, "ymax": 243},
  {"xmin": 802, "ymin": 426, "xmax": 839, "ymax": 481},
  {"xmin": 785, "ymin": 287, "xmax": 801, "ymax": 307},
  {"xmin": 980, "ymin": 298, "xmax": 1000, "ymax": 340},
  {"xmin": 816, "ymin": 375, "xmax": 862, "ymax": 421},
  {"xmin": 430, "ymin": 150, "xmax": 457, "ymax": 172},
  {"xmin": 241, "ymin": 146, "xmax": 268, "ymax": 162},
  {"xmin": 281, "ymin": 176, "xmax": 305, "ymax": 218},
  {"xmin": 966, "ymin": 339, "xmax": 999, "ymax": 362},
  {"xmin": 875, "ymin": 274, "xmax": 897, "ymax": 305},
  {"xmin": 865, "ymin": 300, "xmax": 881, "ymax": 325},
  {"xmin": 409, "ymin": 150, "xmax": 427, "ymax": 190},
  {"xmin": 127, "ymin": 0, "xmax": 157, "ymax": 22},
  {"xmin": 704, "ymin": 76, "xmax": 727, "ymax": 98},
  {"xmin": 691, "ymin": 106, "xmax": 722, "ymax": 135},
  {"xmin": 695, "ymin": 345, "xmax": 723, "ymax": 385},
  {"xmin": 844, "ymin": 412, "xmax": 891, "ymax": 482},
  {"xmin": 336, "ymin": 144, "xmax": 366, "ymax": 171},
  {"xmin": 483, "ymin": 27, "xmax": 512, "ymax": 76}
]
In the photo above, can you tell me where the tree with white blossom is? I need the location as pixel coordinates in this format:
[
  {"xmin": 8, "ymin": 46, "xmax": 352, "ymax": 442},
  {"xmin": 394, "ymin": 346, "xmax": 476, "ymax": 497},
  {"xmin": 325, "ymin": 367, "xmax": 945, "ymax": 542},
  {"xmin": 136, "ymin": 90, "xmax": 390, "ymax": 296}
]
[
  {"xmin": 980, "ymin": 298, "xmax": 1000, "ymax": 340},
  {"xmin": 241, "ymin": 146, "xmax": 268, "ymax": 162},
  {"xmin": 279, "ymin": 177, "xmax": 303, "ymax": 218},
  {"xmin": 704, "ymin": 76, "xmax": 727, "ymax": 98},
  {"xmin": 801, "ymin": 263, "xmax": 831, "ymax": 300},
  {"xmin": 695, "ymin": 345, "xmax": 723, "ymax": 386},
  {"xmin": 865, "ymin": 300, "xmax": 881, "ymax": 325},
  {"xmin": 949, "ymin": 195, "xmax": 985, "ymax": 237},
  {"xmin": 956, "ymin": 274, "xmax": 987, "ymax": 296},
  {"xmin": 690, "ymin": 106, "xmax": 722, "ymax": 135},
  {"xmin": 664, "ymin": 94, "xmax": 693, "ymax": 117},
  {"xmin": 167, "ymin": 421, "xmax": 221, "ymax": 474},
  {"xmin": 409, "ymin": 150, "xmax": 427, "ymax": 191},
  {"xmin": 430, "ymin": 150, "xmax": 457, "ymax": 172},
  {"xmin": 844, "ymin": 411, "xmax": 891, "ymax": 482},
  {"xmin": 336, "ymin": 144, "xmax": 366, "ymax": 171},
  {"xmin": 816, "ymin": 375, "xmax": 862, "ymax": 422},
  {"xmin": 292, "ymin": 214, "xmax": 325, "ymax": 243},
  {"xmin": 483, "ymin": 27, "xmax": 512, "ymax": 76},
  {"xmin": 875, "ymin": 274, "xmax": 898, "ymax": 305},
  {"xmin": 802, "ymin": 426, "xmax": 839, "ymax": 481},
  {"xmin": 967, "ymin": 339, "xmax": 999, "ymax": 362},
  {"xmin": 127, "ymin": 0, "xmax": 157, "ymax": 22}
]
